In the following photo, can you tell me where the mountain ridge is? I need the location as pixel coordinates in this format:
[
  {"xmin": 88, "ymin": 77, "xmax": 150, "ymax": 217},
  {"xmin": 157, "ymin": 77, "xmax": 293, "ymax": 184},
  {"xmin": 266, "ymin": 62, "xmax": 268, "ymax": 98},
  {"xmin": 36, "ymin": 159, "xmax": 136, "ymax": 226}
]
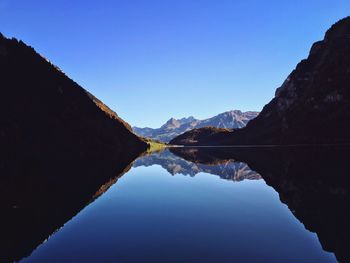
[
  {"xmin": 134, "ymin": 110, "xmax": 259, "ymax": 143},
  {"xmin": 0, "ymin": 33, "xmax": 146, "ymax": 155},
  {"xmin": 0, "ymin": 32, "xmax": 148, "ymax": 262},
  {"xmin": 170, "ymin": 17, "xmax": 350, "ymax": 146}
]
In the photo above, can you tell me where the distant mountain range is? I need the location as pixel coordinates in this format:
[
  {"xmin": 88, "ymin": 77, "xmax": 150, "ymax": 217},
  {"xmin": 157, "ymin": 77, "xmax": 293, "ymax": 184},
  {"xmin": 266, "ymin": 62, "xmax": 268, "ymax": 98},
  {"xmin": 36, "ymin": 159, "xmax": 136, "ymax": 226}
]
[{"xmin": 133, "ymin": 110, "xmax": 259, "ymax": 143}]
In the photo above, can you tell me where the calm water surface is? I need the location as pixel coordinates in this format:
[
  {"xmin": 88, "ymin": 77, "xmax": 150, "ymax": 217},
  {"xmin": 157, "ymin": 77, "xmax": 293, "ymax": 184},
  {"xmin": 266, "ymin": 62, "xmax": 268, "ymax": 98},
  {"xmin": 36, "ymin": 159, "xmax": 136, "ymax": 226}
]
[{"xmin": 21, "ymin": 149, "xmax": 337, "ymax": 263}]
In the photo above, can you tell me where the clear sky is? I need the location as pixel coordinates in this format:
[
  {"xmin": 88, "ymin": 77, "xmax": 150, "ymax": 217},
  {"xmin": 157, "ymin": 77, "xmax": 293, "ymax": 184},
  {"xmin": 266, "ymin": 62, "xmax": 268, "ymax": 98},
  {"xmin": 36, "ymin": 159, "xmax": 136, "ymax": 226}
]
[{"xmin": 0, "ymin": 0, "xmax": 349, "ymax": 128}]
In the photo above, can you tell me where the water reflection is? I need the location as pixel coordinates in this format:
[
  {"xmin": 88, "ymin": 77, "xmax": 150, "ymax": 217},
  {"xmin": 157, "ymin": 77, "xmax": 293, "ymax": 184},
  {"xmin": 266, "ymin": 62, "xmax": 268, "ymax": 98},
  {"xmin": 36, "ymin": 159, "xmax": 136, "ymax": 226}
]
[
  {"xmin": 134, "ymin": 149, "xmax": 261, "ymax": 182},
  {"xmin": 1, "ymin": 146, "xmax": 349, "ymax": 262},
  {"xmin": 170, "ymin": 146, "xmax": 350, "ymax": 263},
  {"xmin": 0, "ymin": 146, "xmax": 140, "ymax": 263}
]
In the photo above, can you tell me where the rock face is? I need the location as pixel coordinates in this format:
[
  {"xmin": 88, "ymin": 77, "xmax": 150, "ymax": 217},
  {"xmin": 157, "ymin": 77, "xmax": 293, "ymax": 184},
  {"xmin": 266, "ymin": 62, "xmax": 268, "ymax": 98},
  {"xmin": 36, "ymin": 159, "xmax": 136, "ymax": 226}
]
[
  {"xmin": 0, "ymin": 33, "xmax": 147, "ymax": 262},
  {"xmin": 170, "ymin": 17, "xmax": 350, "ymax": 146},
  {"xmin": 133, "ymin": 110, "xmax": 258, "ymax": 143}
]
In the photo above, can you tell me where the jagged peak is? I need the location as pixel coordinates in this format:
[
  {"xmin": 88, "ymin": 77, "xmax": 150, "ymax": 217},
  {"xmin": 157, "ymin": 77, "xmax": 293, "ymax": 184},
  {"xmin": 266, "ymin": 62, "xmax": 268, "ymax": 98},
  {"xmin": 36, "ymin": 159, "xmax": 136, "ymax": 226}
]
[
  {"xmin": 228, "ymin": 110, "xmax": 243, "ymax": 114},
  {"xmin": 167, "ymin": 117, "xmax": 178, "ymax": 123},
  {"xmin": 179, "ymin": 116, "xmax": 196, "ymax": 122},
  {"xmin": 219, "ymin": 110, "xmax": 256, "ymax": 116},
  {"xmin": 161, "ymin": 117, "xmax": 181, "ymax": 129}
]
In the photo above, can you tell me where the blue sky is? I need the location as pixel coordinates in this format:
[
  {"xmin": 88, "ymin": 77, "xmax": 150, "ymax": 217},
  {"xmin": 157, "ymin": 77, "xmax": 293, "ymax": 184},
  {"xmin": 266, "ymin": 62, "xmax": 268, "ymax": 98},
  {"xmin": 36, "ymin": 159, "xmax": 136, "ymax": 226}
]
[{"xmin": 1, "ymin": 0, "xmax": 349, "ymax": 127}]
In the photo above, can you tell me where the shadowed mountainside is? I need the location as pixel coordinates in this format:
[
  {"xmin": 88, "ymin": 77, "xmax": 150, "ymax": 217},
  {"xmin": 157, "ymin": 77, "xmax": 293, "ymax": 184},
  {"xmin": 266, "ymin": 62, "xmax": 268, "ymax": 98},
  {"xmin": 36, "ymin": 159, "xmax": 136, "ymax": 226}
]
[
  {"xmin": 169, "ymin": 127, "xmax": 232, "ymax": 146},
  {"xmin": 170, "ymin": 17, "xmax": 350, "ymax": 146},
  {"xmin": 0, "ymin": 33, "xmax": 147, "ymax": 160},
  {"xmin": 0, "ymin": 33, "xmax": 147, "ymax": 262},
  {"xmin": 172, "ymin": 146, "xmax": 350, "ymax": 263}
]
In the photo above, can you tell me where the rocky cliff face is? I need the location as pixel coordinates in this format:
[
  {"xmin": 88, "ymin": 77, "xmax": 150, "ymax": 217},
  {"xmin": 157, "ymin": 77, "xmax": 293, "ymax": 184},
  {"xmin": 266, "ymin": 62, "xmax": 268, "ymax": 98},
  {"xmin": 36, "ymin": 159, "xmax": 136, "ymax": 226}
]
[
  {"xmin": 170, "ymin": 17, "xmax": 350, "ymax": 146},
  {"xmin": 134, "ymin": 110, "xmax": 258, "ymax": 143},
  {"xmin": 238, "ymin": 16, "xmax": 350, "ymax": 145}
]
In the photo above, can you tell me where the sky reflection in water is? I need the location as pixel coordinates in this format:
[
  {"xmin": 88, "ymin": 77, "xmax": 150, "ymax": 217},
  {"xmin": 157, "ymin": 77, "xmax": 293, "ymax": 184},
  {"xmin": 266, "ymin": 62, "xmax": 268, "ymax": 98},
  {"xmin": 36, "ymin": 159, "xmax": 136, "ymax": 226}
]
[{"xmin": 22, "ymin": 149, "xmax": 337, "ymax": 263}]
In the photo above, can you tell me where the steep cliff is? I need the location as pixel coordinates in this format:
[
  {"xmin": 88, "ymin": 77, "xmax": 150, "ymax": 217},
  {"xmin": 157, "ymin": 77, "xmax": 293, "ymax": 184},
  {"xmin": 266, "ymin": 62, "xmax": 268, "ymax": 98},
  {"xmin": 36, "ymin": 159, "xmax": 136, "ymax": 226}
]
[{"xmin": 171, "ymin": 17, "xmax": 350, "ymax": 146}]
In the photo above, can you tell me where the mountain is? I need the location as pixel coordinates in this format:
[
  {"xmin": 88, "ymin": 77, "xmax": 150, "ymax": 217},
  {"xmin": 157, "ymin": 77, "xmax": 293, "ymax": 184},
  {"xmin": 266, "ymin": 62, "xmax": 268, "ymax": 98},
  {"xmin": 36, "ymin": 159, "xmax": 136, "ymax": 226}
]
[
  {"xmin": 0, "ymin": 33, "xmax": 147, "ymax": 157},
  {"xmin": 133, "ymin": 110, "xmax": 259, "ymax": 143},
  {"xmin": 169, "ymin": 127, "xmax": 232, "ymax": 146},
  {"xmin": 170, "ymin": 17, "xmax": 350, "ymax": 146},
  {"xmin": 0, "ymin": 33, "xmax": 147, "ymax": 262},
  {"xmin": 133, "ymin": 149, "xmax": 261, "ymax": 182}
]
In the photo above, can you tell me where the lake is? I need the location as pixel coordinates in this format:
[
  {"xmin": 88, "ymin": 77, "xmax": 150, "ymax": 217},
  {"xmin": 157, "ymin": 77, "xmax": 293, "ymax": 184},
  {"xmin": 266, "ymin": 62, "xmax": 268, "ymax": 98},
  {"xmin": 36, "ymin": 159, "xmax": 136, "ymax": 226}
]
[{"xmin": 16, "ymin": 147, "xmax": 346, "ymax": 263}]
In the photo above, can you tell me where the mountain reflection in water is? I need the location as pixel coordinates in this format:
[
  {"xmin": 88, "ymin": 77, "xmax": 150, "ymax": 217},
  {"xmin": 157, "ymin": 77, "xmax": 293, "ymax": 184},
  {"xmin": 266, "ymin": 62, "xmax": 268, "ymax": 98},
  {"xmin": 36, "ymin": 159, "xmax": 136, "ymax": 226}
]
[
  {"xmin": 0, "ymin": 147, "xmax": 139, "ymax": 263},
  {"xmin": 133, "ymin": 149, "xmax": 261, "ymax": 182},
  {"xmin": 170, "ymin": 146, "xmax": 350, "ymax": 263},
  {"xmin": 1, "ymin": 146, "xmax": 349, "ymax": 263}
]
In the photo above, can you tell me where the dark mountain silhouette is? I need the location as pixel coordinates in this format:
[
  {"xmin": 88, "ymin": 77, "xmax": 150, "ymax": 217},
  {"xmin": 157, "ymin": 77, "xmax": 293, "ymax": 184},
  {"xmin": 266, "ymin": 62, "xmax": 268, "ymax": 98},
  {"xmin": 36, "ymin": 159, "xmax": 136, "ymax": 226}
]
[
  {"xmin": 182, "ymin": 146, "xmax": 350, "ymax": 263},
  {"xmin": 169, "ymin": 127, "xmax": 232, "ymax": 146},
  {"xmin": 0, "ymin": 33, "xmax": 147, "ymax": 156},
  {"xmin": 134, "ymin": 110, "xmax": 258, "ymax": 143},
  {"xmin": 0, "ymin": 33, "xmax": 147, "ymax": 262},
  {"xmin": 170, "ymin": 17, "xmax": 350, "ymax": 146}
]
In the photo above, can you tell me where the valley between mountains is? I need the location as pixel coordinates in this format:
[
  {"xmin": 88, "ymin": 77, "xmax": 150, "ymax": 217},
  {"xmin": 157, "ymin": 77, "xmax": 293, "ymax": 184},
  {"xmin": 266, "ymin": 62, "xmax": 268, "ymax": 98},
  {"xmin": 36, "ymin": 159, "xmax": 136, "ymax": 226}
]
[{"xmin": 1, "ymin": 15, "xmax": 350, "ymax": 263}]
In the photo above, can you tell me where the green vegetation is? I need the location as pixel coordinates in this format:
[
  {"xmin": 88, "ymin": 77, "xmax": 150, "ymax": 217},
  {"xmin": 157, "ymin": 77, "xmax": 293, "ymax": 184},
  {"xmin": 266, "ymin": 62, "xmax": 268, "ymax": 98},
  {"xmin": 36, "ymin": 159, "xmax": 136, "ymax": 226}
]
[{"xmin": 143, "ymin": 138, "xmax": 168, "ymax": 153}]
